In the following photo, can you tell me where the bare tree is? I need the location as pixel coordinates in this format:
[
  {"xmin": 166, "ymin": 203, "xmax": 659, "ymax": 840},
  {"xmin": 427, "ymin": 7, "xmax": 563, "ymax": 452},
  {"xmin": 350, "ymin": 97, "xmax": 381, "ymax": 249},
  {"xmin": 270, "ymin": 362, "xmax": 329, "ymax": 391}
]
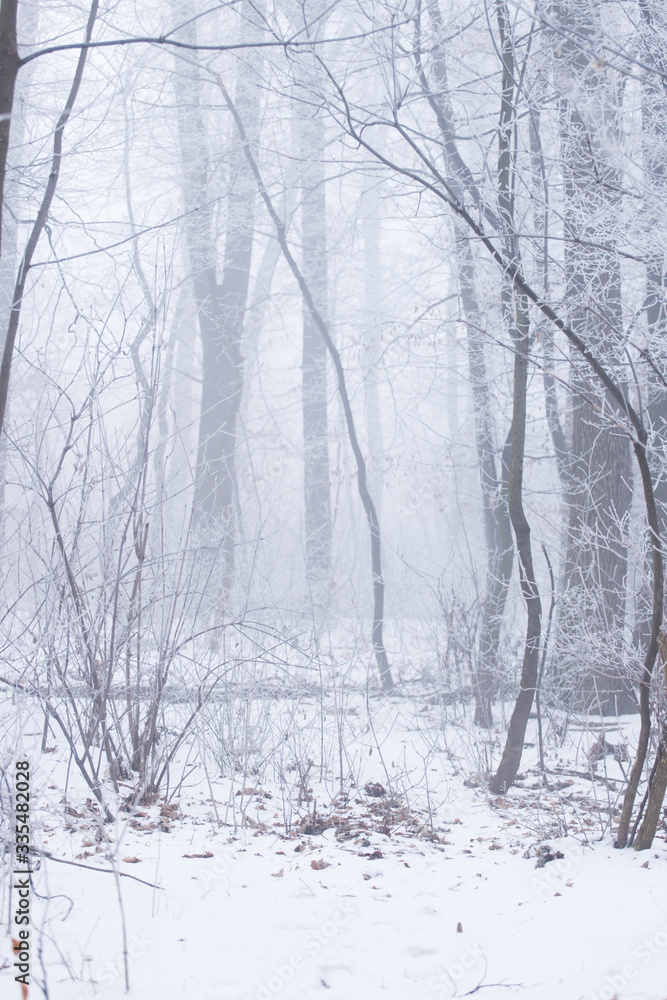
[
  {"xmin": 172, "ymin": 0, "xmax": 262, "ymax": 617},
  {"xmin": 293, "ymin": 0, "xmax": 333, "ymax": 599},
  {"xmin": 546, "ymin": 0, "xmax": 634, "ymax": 714}
]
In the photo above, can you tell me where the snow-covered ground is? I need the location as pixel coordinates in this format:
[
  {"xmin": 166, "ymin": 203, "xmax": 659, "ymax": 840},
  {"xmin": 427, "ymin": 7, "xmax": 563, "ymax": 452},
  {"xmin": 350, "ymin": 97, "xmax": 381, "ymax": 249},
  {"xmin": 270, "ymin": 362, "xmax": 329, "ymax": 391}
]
[{"xmin": 3, "ymin": 690, "xmax": 667, "ymax": 1000}]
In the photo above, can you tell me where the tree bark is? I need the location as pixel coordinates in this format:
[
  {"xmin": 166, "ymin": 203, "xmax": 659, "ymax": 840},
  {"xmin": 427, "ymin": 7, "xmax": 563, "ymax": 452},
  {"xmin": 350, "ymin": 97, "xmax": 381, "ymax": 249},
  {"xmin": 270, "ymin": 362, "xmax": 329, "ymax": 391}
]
[
  {"xmin": 489, "ymin": 299, "xmax": 542, "ymax": 793},
  {"xmin": 420, "ymin": 0, "xmax": 514, "ymax": 727},
  {"xmin": 0, "ymin": 0, "xmax": 98, "ymax": 440},
  {"xmin": 172, "ymin": 0, "xmax": 261, "ymax": 615},
  {"xmin": 621, "ymin": 0, "xmax": 667, "ymax": 850},
  {"xmin": 489, "ymin": 1, "xmax": 542, "ymax": 792},
  {"xmin": 0, "ymin": 0, "xmax": 19, "ymax": 261},
  {"xmin": 299, "ymin": 107, "xmax": 332, "ymax": 594},
  {"xmin": 551, "ymin": 0, "xmax": 634, "ymax": 714}
]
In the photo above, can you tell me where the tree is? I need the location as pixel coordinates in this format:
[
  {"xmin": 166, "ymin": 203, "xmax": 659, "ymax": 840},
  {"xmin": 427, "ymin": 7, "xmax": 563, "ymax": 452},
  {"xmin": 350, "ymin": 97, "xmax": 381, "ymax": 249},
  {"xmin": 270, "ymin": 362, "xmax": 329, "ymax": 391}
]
[
  {"xmin": 548, "ymin": 0, "xmax": 634, "ymax": 714},
  {"xmin": 293, "ymin": 0, "xmax": 333, "ymax": 599},
  {"xmin": 172, "ymin": 0, "xmax": 262, "ymax": 617},
  {"xmin": 0, "ymin": 0, "xmax": 99, "ymax": 439},
  {"xmin": 0, "ymin": 0, "xmax": 19, "ymax": 259},
  {"xmin": 416, "ymin": 0, "xmax": 514, "ymax": 727}
]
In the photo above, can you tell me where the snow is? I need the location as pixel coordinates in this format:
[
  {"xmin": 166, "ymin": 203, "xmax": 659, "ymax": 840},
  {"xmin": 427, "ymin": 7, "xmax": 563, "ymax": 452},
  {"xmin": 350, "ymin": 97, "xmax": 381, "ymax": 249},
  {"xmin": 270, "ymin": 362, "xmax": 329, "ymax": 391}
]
[{"xmin": 3, "ymin": 693, "xmax": 667, "ymax": 1000}]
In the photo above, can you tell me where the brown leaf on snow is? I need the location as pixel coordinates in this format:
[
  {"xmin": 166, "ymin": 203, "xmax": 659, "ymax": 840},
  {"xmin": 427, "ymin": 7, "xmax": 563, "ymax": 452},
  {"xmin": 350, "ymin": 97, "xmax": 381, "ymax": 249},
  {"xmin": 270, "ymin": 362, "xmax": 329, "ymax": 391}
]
[
  {"xmin": 122, "ymin": 857, "xmax": 141, "ymax": 864},
  {"xmin": 183, "ymin": 852, "xmax": 214, "ymax": 859},
  {"xmin": 310, "ymin": 859, "xmax": 331, "ymax": 870},
  {"xmin": 271, "ymin": 868, "xmax": 284, "ymax": 878},
  {"xmin": 457, "ymin": 922, "xmax": 463, "ymax": 933},
  {"xmin": 160, "ymin": 803, "xmax": 181, "ymax": 819},
  {"xmin": 358, "ymin": 849, "xmax": 383, "ymax": 860}
]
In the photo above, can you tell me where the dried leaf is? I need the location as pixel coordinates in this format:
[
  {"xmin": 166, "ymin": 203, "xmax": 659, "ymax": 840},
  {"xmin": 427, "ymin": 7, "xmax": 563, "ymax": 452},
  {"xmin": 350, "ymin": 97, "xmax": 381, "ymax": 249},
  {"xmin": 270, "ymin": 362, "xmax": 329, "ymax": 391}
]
[
  {"xmin": 310, "ymin": 859, "xmax": 331, "ymax": 870},
  {"xmin": 122, "ymin": 856, "xmax": 141, "ymax": 864},
  {"xmin": 271, "ymin": 868, "xmax": 284, "ymax": 878},
  {"xmin": 183, "ymin": 852, "xmax": 213, "ymax": 859},
  {"xmin": 160, "ymin": 804, "xmax": 181, "ymax": 819}
]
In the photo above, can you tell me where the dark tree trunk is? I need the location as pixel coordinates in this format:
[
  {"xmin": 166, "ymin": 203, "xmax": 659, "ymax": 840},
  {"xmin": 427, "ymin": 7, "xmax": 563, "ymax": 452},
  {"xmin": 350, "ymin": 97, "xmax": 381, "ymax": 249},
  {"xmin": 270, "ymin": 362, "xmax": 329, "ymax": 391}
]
[
  {"xmin": 622, "ymin": 0, "xmax": 667, "ymax": 851},
  {"xmin": 552, "ymin": 1, "xmax": 634, "ymax": 714},
  {"xmin": 490, "ymin": 2, "xmax": 541, "ymax": 792},
  {"xmin": 0, "ymin": 0, "xmax": 98, "ymax": 440},
  {"xmin": 489, "ymin": 300, "xmax": 542, "ymax": 793},
  {"xmin": 634, "ymin": 0, "xmax": 667, "ymax": 655},
  {"xmin": 0, "ymin": 0, "xmax": 19, "ymax": 261}
]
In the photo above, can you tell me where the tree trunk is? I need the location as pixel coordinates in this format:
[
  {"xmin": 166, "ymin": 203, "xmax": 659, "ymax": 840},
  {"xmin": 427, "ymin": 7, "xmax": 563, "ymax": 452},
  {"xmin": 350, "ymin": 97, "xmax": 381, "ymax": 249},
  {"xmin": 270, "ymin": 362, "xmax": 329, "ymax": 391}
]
[
  {"xmin": 552, "ymin": 1, "xmax": 634, "ymax": 714},
  {"xmin": 622, "ymin": 0, "xmax": 667, "ymax": 851},
  {"xmin": 422, "ymin": 0, "xmax": 514, "ymax": 727},
  {"xmin": 0, "ymin": 0, "xmax": 39, "ymax": 529},
  {"xmin": 0, "ymin": 0, "xmax": 19, "ymax": 261},
  {"xmin": 634, "ymin": 0, "xmax": 667, "ymax": 653},
  {"xmin": 172, "ymin": 0, "xmax": 261, "ymax": 617},
  {"xmin": 457, "ymin": 235, "xmax": 513, "ymax": 727},
  {"xmin": 490, "ymin": 2, "xmax": 541, "ymax": 792},
  {"xmin": 634, "ymin": 741, "xmax": 667, "ymax": 851},
  {"xmin": 0, "ymin": 0, "xmax": 98, "ymax": 440},
  {"xmin": 223, "ymin": 89, "xmax": 394, "ymax": 690},
  {"xmin": 489, "ymin": 299, "xmax": 542, "ymax": 793},
  {"xmin": 299, "ymin": 107, "xmax": 332, "ymax": 596},
  {"xmin": 361, "ymin": 182, "xmax": 385, "ymax": 525}
]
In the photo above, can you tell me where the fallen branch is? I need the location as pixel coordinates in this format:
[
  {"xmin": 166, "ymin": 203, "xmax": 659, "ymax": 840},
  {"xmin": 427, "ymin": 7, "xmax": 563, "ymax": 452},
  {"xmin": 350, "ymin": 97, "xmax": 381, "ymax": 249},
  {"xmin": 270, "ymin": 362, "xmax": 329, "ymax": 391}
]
[{"xmin": 30, "ymin": 847, "xmax": 163, "ymax": 889}]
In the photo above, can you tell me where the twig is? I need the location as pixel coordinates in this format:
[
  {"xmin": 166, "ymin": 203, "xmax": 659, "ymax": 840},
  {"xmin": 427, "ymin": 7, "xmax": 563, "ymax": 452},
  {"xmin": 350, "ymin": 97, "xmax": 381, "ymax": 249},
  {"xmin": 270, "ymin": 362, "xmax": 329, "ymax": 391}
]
[{"xmin": 30, "ymin": 848, "xmax": 163, "ymax": 889}]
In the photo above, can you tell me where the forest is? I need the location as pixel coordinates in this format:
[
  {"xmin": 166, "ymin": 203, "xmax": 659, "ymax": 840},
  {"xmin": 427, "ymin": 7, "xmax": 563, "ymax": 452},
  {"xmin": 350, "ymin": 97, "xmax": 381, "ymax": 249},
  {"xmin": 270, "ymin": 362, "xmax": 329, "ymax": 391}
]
[{"xmin": 2, "ymin": 1, "xmax": 667, "ymax": 998}]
